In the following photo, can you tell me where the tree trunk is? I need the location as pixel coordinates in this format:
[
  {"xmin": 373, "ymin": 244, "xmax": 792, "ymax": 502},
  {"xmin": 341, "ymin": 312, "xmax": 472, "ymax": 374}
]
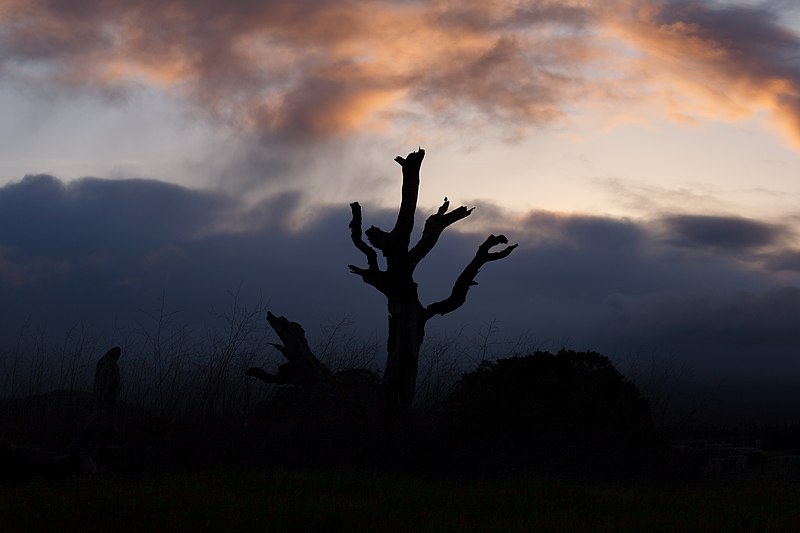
[{"xmin": 382, "ymin": 295, "xmax": 426, "ymax": 419}]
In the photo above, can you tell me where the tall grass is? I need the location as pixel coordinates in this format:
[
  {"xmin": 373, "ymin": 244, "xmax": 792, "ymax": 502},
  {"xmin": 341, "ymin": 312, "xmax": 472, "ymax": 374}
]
[
  {"xmin": 1, "ymin": 295, "xmax": 522, "ymax": 456},
  {"xmin": 0, "ymin": 299, "xmax": 528, "ymax": 430},
  {"xmin": 0, "ymin": 295, "xmax": 276, "ymax": 452}
]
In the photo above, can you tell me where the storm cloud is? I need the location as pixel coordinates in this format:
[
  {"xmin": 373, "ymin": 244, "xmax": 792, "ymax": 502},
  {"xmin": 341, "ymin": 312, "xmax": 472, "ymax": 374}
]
[{"xmin": 1, "ymin": 174, "xmax": 799, "ymax": 385}]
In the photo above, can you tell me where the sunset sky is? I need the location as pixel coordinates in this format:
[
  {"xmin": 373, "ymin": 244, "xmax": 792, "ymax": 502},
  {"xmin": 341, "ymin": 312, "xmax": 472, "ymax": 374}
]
[{"xmin": 1, "ymin": 0, "xmax": 800, "ymax": 386}]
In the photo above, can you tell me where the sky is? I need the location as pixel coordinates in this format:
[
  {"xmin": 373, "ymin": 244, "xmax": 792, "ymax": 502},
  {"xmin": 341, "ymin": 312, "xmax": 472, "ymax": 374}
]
[{"xmin": 2, "ymin": 0, "xmax": 800, "ymax": 394}]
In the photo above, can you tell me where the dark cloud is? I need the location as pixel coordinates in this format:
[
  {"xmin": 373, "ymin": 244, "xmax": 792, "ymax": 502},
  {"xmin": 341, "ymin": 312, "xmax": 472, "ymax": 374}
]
[
  {"xmin": 762, "ymin": 248, "xmax": 800, "ymax": 272},
  {"xmin": 660, "ymin": 214, "xmax": 786, "ymax": 251},
  {"xmin": 435, "ymin": 1, "xmax": 592, "ymax": 31},
  {"xmin": 0, "ymin": 174, "xmax": 231, "ymax": 256},
  {"xmin": 0, "ymin": 175, "xmax": 799, "ymax": 386},
  {"xmin": 0, "ymin": 244, "xmax": 70, "ymax": 286},
  {"xmin": 656, "ymin": 1, "xmax": 800, "ymax": 79},
  {"xmin": 519, "ymin": 211, "xmax": 646, "ymax": 250},
  {"xmin": 598, "ymin": 286, "xmax": 800, "ymax": 379},
  {"xmin": 0, "ymin": 173, "xmax": 368, "ymax": 334}
]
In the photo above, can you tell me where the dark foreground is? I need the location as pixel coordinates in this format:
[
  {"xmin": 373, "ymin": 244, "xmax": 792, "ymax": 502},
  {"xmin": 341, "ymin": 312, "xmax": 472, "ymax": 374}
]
[{"xmin": 3, "ymin": 460, "xmax": 800, "ymax": 532}]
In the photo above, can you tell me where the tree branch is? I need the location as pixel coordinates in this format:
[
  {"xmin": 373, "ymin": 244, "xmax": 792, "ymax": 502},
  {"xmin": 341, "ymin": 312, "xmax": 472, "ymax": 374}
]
[
  {"xmin": 425, "ymin": 234, "xmax": 518, "ymax": 319},
  {"xmin": 365, "ymin": 225, "xmax": 392, "ymax": 254},
  {"xmin": 348, "ymin": 202, "xmax": 389, "ymax": 292},
  {"xmin": 391, "ymin": 148, "xmax": 425, "ymax": 247},
  {"xmin": 347, "ymin": 264, "xmax": 389, "ymax": 294},
  {"xmin": 349, "ymin": 202, "xmax": 380, "ymax": 269},
  {"xmin": 408, "ymin": 197, "xmax": 474, "ymax": 268}
]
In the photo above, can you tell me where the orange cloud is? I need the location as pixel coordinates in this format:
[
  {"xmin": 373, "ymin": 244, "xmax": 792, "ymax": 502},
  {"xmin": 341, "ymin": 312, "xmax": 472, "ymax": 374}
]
[
  {"xmin": 606, "ymin": 0, "xmax": 800, "ymax": 147},
  {"xmin": 2, "ymin": 0, "xmax": 799, "ymax": 148},
  {"xmin": 0, "ymin": 0, "xmax": 597, "ymax": 141}
]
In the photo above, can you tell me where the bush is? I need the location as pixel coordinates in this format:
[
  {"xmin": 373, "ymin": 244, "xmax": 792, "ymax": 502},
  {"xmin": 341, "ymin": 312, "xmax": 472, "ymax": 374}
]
[{"xmin": 440, "ymin": 350, "xmax": 655, "ymax": 475}]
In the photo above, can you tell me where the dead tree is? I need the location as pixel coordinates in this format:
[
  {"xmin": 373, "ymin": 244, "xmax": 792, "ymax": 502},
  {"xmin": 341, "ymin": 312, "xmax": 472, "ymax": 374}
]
[
  {"xmin": 246, "ymin": 311, "xmax": 332, "ymax": 388},
  {"xmin": 348, "ymin": 148, "xmax": 517, "ymax": 418}
]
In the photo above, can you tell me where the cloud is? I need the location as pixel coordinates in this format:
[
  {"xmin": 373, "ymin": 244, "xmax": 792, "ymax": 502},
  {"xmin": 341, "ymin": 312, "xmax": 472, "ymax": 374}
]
[
  {"xmin": 519, "ymin": 211, "xmax": 646, "ymax": 249},
  {"xmin": 3, "ymin": 0, "xmax": 799, "ymax": 150},
  {"xmin": 610, "ymin": 0, "xmax": 800, "ymax": 146},
  {"xmin": 0, "ymin": 0, "xmax": 597, "ymax": 142},
  {"xmin": 0, "ymin": 174, "xmax": 232, "ymax": 251},
  {"xmin": 0, "ymin": 244, "xmax": 70, "ymax": 286},
  {"xmin": 660, "ymin": 214, "xmax": 787, "ymax": 252},
  {"xmin": 1, "ymin": 174, "xmax": 800, "ymax": 381},
  {"xmin": 435, "ymin": 1, "xmax": 591, "ymax": 31},
  {"xmin": 594, "ymin": 177, "xmax": 731, "ymax": 216},
  {"xmin": 424, "ymin": 206, "xmax": 800, "ymax": 379},
  {"xmin": 762, "ymin": 248, "xmax": 800, "ymax": 273}
]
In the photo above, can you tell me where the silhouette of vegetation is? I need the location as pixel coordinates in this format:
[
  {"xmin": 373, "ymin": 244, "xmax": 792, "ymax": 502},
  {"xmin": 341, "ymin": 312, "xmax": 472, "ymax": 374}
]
[
  {"xmin": 348, "ymin": 148, "xmax": 517, "ymax": 418},
  {"xmin": 0, "ymin": 305, "xmax": 794, "ymax": 493},
  {"xmin": 243, "ymin": 312, "xmax": 383, "ymax": 466},
  {"xmin": 1, "ymin": 347, "xmax": 124, "ymax": 481},
  {"xmin": 440, "ymin": 350, "xmax": 655, "ymax": 475},
  {"xmin": 247, "ymin": 367, "xmax": 381, "ymax": 468}
]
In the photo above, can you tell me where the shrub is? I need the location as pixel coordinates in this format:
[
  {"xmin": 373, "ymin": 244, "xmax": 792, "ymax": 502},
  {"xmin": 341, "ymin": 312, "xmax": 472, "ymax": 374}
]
[{"xmin": 440, "ymin": 350, "xmax": 655, "ymax": 475}]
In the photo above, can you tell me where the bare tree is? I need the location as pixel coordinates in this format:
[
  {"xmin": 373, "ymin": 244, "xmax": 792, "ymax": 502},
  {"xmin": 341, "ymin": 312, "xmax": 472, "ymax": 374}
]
[{"xmin": 348, "ymin": 148, "xmax": 517, "ymax": 418}]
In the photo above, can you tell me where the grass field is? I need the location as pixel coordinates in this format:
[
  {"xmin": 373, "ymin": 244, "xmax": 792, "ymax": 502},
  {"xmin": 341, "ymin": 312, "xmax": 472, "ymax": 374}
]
[{"xmin": 2, "ymin": 465, "xmax": 800, "ymax": 532}]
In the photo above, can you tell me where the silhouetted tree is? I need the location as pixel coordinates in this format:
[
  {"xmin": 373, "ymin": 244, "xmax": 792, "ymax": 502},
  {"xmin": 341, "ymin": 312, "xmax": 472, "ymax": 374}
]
[{"xmin": 348, "ymin": 148, "xmax": 517, "ymax": 418}]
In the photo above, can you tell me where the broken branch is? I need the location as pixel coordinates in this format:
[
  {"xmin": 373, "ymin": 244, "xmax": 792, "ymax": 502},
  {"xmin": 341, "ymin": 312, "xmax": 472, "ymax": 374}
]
[
  {"xmin": 348, "ymin": 202, "xmax": 389, "ymax": 292},
  {"xmin": 349, "ymin": 202, "xmax": 380, "ymax": 270},
  {"xmin": 425, "ymin": 234, "xmax": 518, "ymax": 319},
  {"xmin": 409, "ymin": 197, "xmax": 474, "ymax": 267},
  {"xmin": 391, "ymin": 148, "xmax": 425, "ymax": 246}
]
